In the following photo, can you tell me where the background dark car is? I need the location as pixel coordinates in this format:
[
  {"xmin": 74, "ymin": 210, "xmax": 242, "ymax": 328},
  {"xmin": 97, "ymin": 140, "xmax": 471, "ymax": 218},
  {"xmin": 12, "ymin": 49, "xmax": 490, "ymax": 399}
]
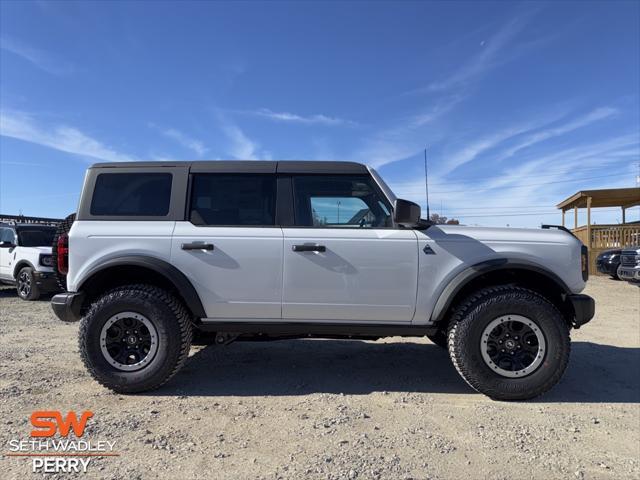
[{"xmin": 596, "ymin": 249, "xmax": 622, "ymax": 279}]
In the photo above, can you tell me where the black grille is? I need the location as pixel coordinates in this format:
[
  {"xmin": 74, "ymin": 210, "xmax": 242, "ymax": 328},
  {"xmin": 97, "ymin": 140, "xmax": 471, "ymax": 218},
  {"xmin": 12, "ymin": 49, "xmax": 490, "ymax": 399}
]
[{"xmin": 621, "ymin": 254, "xmax": 637, "ymax": 267}]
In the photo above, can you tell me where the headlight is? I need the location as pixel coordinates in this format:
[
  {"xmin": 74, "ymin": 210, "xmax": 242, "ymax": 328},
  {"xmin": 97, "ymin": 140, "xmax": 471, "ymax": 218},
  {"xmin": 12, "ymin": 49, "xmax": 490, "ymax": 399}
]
[{"xmin": 39, "ymin": 254, "xmax": 54, "ymax": 267}]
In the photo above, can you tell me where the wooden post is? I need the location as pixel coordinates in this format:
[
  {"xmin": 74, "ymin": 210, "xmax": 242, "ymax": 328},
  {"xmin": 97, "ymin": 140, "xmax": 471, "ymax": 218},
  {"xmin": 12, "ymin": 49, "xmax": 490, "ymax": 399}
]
[
  {"xmin": 574, "ymin": 206, "xmax": 578, "ymax": 229},
  {"xmin": 562, "ymin": 209, "xmax": 565, "ymax": 227},
  {"xmin": 586, "ymin": 197, "xmax": 592, "ymax": 249},
  {"xmin": 622, "ymin": 207, "xmax": 626, "ymax": 224}
]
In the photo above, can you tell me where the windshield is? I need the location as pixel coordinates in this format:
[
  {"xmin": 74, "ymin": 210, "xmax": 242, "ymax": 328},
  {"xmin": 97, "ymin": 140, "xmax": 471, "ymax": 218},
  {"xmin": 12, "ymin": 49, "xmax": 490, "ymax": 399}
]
[{"xmin": 17, "ymin": 228, "xmax": 56, "ymax": 247}]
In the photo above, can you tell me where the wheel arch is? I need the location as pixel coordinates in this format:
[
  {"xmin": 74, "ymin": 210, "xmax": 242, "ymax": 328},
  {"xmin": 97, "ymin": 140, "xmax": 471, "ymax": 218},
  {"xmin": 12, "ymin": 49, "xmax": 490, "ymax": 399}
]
[
  {"xmin": 430, "ymin": 259, "xmax": 575, "ymax": 326},
  {"xmin": 13, "ymin": 260, "xmax": 36, "ymax": 278},
  {"xmin": 77, "ymin": 256, "xmax": 206, "ymax": 319}
]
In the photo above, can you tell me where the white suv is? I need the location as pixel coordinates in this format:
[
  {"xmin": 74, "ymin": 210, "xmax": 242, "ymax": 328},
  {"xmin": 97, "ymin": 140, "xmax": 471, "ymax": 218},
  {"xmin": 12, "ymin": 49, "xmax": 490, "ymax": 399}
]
[
  {"xmin": 51, "ymin": 161, "xmax": 595, "ymax": 400},
  {"xmin": 0, "ymin": 223, "xmax": 58, "ymax": 300}
]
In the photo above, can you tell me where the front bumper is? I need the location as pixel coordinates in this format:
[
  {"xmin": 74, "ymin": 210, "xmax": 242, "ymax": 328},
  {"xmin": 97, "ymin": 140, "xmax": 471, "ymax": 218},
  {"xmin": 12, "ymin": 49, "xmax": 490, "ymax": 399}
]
[
  {"xmin": 567, "ymin": 294, "xmax": 595, "ymax": 328},
  {"xmin": 595, "ymin": 260, "xmax": 618, "ymax": 276},
  {"xmin": 618, "ymin": 266, "xmax": 640, "ymax": 283},
  {"xmin": 51, "ymin": 292, "xmax": 85, "ymax": 323},
  {"xmin": 33, "ymin": 271, "xmax": 60, "ymax": 293}
]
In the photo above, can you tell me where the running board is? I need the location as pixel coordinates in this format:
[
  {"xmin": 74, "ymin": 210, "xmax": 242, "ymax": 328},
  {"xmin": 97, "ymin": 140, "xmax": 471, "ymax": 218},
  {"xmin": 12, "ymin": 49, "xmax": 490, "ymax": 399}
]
[{"xmin": 196, "ymin": 321, "xmax": 435, "ymax": 337}]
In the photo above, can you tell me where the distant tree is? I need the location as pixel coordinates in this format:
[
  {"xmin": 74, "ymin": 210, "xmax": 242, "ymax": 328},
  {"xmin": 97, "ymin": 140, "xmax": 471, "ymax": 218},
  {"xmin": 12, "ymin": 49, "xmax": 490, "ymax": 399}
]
[{"xmin": 429, "ymin": 213, "xmax": 460, "ymax": 225}]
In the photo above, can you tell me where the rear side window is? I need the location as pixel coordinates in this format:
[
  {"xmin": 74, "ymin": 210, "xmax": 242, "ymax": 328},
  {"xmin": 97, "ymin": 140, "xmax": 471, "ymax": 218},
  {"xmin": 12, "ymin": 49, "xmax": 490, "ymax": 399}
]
[
  {"xmin": 17, "ymin": 228, "xmax": 55, "ymax": 247},
  {"xmin": 90, "ymin": 173, "xmax": 172, "ymax": 216},
  {"xmin": 190, "ymin": 174, "xmax": 276, "ymax": 226}
]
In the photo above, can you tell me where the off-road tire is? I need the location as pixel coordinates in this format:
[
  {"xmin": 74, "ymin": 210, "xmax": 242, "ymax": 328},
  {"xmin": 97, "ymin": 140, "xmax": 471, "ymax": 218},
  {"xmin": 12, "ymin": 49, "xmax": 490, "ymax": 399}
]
[
  {"xmin": 447, "ymin": 286, "xmax": 570, "ymax": 401},
  {"xmin": 79, "ymin": 284, "xmax": 193, "ymax": 393},
  {"xmin": 51, "ymin": 213, "xmax": 76, "ymax": 290},
  {"xmin": 17, "ymin": 266, "xmax": 40, "ymax": 301},
  {"xmin": 427, "ymin": 330, "xmax": 448, "ymax": 349}
]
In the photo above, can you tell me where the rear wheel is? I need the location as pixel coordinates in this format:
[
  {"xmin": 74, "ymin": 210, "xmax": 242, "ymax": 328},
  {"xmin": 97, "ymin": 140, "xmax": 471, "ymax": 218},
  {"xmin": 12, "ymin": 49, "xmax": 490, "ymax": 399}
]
[
  {"xmin": 17, "ymin": 267, "xmax": 40, "ymax": 301},
  {"xmin": 448, "ymin": 286, "xmax": 570, "ymax": 401},
  {"xmin": 79, "ymin": 284, "xmax": 192, "ymax": 393}
]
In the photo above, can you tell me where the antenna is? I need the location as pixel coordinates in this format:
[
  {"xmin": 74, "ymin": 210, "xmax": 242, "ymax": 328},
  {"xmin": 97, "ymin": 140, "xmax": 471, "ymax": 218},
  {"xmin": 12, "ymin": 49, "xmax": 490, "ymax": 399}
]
[{"xmin": 424, "ymin": 148, "xmax": 431, "ymax": 220}]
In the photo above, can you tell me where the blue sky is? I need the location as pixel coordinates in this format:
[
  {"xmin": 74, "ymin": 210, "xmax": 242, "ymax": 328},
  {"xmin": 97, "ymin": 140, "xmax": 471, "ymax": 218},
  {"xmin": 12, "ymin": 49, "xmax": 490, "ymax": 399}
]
[{"xmin": 0, "ymin": 0, "xmax": 638, "ymax": 227}]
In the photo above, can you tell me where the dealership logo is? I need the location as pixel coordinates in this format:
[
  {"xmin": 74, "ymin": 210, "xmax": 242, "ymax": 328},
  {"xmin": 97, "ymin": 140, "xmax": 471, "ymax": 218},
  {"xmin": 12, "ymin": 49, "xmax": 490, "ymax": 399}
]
[
  {"xmin": 5, "ymin": 411, "xmax": 117, "ymax": 474},
  {"xmin": 30, "ymin": 411, "xmax": 94, "ymax": 438}
]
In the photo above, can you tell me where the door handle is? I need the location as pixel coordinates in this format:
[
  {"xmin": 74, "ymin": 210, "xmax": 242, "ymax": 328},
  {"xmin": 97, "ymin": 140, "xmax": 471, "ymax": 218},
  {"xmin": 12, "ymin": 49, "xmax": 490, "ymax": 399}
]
[
  {"xmin": 181, "ymin": 242, "xmax": 214, "ymax": 251},
  {"xmin": 292, "ymin": 244, "xmax": 326, "ymax": 252}
]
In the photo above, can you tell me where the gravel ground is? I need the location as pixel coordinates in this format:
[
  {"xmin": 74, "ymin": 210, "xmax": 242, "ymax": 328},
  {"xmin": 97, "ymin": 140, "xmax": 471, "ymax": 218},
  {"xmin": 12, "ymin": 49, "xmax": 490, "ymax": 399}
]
[{"xmin": 0, "ymin": 276, "xmax": 638, "ymax": 480}]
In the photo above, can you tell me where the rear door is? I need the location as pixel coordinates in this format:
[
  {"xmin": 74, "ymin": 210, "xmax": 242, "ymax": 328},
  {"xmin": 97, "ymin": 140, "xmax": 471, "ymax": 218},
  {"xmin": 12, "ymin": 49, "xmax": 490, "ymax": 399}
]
[
  {"xmin": 281, "ymin": 174, "xmax": 419, "ymax": 323},
  {"xmin": 171, "ymin": 170, "xmax": 283, "ymax": 319}
]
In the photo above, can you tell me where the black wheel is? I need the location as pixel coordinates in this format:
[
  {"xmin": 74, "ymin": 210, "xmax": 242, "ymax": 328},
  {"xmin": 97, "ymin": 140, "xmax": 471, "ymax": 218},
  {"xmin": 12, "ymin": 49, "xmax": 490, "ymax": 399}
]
[
  {"xmin": 427, "ymin": 330, "xmax": 448, "ymax": 349},
  {"xmin": 51, "ymin": 213, "xmax": 76, "ymax": 291},
  {"xmin": 17, "ymin": 267, "xmax": 40, "ymax": 301},
  {"xmin": 79, "ymin": 284, "xmax": 192, "ymax": 393},
  {"xmin": 448, "ymin": 286, "xmax": 570, "ymax": 401}
]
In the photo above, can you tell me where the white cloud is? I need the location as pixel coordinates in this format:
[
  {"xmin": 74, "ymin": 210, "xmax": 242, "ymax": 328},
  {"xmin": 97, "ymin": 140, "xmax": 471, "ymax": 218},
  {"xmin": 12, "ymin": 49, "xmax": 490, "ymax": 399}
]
[
  {"xmin": 388, "ymin": 133, "xmax": 639, "ymax": 227},
  {"xmin": 0, "ymin": 37, "xmax": 74, "ymax": 75},
  {"xmin": 350, "ymin": 96, "xmax": 464, "ymax": 169},
  {"xmin": 494, "ymin": 107, "xmax": 618, "ymax": 162},
  {"xmin": 246, "ymin": 108, "xmax": 355, "ymax": 126},
  {"xmin": 218, "ymin": 121, "xmax": 271, "ymax": 160},
  {"xmin": 411, "ymin": 13, "xmax": 532, "ymax": 95},
  {"xmin": 155, "ymin": 126, "xmax": 207, "ymax": 157},
  {"xmin": 437, "ymin": 106, "xmax": 617, "ymax": 176},
  {"xmin": 0, "ymin": 111, "xmax": 137, "ymax": 162}
]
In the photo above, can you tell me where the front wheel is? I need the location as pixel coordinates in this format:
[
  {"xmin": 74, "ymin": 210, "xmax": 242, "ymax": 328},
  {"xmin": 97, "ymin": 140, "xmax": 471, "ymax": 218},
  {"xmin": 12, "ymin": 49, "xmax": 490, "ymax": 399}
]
[
  {"xmin": 448, "ymin": 286, "xmax": 570, "ymax": 401},
  {"xmin": 79, "ymin": 284, "xmax": 192, "ymax": 393},
  {"xmin": 17, "ymin": 267, "xmax": 40, "ymax": 301}
]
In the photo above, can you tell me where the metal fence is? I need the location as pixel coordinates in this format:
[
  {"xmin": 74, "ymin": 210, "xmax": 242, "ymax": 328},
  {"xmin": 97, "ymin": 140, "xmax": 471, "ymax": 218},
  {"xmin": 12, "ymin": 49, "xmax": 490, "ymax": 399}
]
[{"xmin": 0, "ymin": 214, "xmax": 62, "ymax": 226}]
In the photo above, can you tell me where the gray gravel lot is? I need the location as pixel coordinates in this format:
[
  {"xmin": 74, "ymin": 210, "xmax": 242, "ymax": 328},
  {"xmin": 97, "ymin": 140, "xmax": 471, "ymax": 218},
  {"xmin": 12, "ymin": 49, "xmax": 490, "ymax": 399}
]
[{"xmin": 0, "ymin": 276, "xmax": 638, "ymax": 480}]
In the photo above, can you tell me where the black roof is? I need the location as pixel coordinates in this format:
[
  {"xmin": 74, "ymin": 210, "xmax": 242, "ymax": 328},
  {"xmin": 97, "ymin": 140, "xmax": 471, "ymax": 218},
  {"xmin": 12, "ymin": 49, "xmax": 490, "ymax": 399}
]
[{"xmin": 89, "ymin": 160, "xmax": 368, "ymax": 174}]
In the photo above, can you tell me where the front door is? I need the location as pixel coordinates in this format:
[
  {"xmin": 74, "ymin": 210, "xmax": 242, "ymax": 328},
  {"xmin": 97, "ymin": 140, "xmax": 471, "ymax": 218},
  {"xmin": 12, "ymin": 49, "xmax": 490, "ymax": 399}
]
[
  {"xmin": 0, "ymin": 228, "xmax": 16, "ymax": 281},
  {"xmin": 171, "ymin": 173, "xmax": 283, "ymax": 319},
  {"xmin": 282, "ymin": 174, "xmax": 419, "ymax": 322}
]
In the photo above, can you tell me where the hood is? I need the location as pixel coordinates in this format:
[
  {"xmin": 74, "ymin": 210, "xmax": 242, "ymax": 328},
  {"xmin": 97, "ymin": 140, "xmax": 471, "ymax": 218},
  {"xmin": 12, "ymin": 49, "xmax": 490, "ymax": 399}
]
[{"xmin": 430, "ymin": 224, "xmax": 580, "ymax": 246}]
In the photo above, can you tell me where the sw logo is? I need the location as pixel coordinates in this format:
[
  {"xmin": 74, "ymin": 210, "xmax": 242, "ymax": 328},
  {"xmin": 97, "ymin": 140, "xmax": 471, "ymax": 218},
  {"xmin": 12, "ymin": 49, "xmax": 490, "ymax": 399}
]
[{"xmin": 30, "ymin": 411, "xmax": 94, "ymax": 438}]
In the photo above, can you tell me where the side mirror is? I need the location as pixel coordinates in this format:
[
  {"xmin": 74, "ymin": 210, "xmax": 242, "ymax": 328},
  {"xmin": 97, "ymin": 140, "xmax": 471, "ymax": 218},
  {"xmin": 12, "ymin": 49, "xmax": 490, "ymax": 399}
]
[
  {"xmin": 393, "ymin": 199, "xmax": 421, "ymax": 227},
  {"xmin": 0, "ymin": 241, "xmax": 15, "ymax": 249}
]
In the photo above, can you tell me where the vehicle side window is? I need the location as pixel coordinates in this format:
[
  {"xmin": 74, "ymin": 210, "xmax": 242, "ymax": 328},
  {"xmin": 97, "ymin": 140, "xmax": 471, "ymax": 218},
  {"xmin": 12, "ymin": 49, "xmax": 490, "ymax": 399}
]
[
  {"xmin": 189, "ymin": 174, "xmax": 276, "ymax": 226},
  {"xmin": 90, "ymin": 173, "xmax": 172, "ymax": 216},
  {"xmin": 292, "ymin": 175, "xmax": 392, "ymax": 228},
  {"xmin": 1, "ymin": 228, "xmax": 16, "ymax": 244}
]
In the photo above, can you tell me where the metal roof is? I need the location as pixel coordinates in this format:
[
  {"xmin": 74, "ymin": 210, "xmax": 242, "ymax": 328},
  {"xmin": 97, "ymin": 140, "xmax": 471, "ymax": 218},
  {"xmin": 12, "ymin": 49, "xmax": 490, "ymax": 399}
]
[{"xmin": 556, "ymin": 187, "xmax": 640, "ymax": 210}]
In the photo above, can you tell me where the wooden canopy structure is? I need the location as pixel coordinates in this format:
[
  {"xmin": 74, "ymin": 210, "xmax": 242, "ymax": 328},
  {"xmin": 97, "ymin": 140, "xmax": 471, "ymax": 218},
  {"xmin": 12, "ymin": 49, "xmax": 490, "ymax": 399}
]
[{"xmin": 557, "ymin": 187, "xmax": 640, "ymax": 274}]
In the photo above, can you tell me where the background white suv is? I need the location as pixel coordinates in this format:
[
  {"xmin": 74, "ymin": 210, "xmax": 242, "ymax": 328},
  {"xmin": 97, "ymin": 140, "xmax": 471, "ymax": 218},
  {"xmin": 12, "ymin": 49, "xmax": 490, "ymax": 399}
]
[{"xmin": 0, "ymin": 223, "xmax": 59, "ymax": 300}]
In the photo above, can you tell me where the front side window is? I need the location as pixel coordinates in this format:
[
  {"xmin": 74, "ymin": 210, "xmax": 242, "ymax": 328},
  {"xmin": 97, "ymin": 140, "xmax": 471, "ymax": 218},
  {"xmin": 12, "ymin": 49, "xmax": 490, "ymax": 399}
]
[
  {"xmin": 90, "ymin": 173, "xmax": 172, "ymax": 216},
  {"xmin": 0, "ymin": 228, "xmax": 16, "ymax": 244},
  {"xmin": 190, "ymin": 174, "xmax": 276, "ymax": 226},
  {"xmin": 17, "ymin": 227, "xmax": 55, "ymax": 247},
  {"xmin": 293, "ymin": 175, "xmax": 392, "ymax": 228}
]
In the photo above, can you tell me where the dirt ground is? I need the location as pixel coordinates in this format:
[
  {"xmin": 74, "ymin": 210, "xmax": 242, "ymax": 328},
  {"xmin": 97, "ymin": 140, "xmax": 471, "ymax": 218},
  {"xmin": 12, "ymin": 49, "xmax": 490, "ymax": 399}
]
[{"xmin": 0, "ymin": 276, "xmax": 638, "ymax": 480}]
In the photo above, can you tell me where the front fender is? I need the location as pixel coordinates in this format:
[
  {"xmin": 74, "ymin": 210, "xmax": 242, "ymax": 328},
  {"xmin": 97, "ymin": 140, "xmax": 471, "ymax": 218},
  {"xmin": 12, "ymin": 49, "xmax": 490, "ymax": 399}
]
[{"xmin": 429, "ymin": 259, "xmax": 572, "ymax": 323}]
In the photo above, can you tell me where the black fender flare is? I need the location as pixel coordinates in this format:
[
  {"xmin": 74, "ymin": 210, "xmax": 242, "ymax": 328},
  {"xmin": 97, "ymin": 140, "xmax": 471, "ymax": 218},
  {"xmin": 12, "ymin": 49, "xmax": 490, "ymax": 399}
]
[
  {"xmin": 13, "ymin": 260, "xmax": 37, "ymax": 279},
  {"xmin": 78, "ymin": 255, "xmax": 206, "ymax": 318},
  {"xmin": 430, "ymin": 259, "xmax": 571, "ymax": 323}
]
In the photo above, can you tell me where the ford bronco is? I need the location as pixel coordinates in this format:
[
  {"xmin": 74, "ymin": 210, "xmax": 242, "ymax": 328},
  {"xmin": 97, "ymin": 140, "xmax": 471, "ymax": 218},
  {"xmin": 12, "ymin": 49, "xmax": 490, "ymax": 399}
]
[{"xmin": 50, "ymin": 161, "xmax": 594, "ymax": 400}]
